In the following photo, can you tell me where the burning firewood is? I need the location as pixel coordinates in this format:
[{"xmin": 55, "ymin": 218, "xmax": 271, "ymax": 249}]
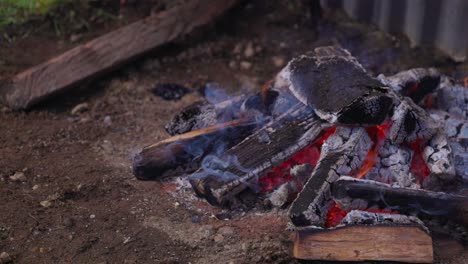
[
  {"xmin": 133, "ymin": 45, "xmax": 467, "ymax": 262},
  {"xmin": 331, "ymin": 176, "xmax": 468, "ymax": 226},
  {"xmin": 133, "ymin": 118, "xmax": 256, "ymax": 180}
]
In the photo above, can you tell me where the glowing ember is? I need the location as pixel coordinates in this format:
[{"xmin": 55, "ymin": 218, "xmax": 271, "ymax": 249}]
[
  {"xmin": 258, "ymin": 127, "xmax": 336, "ymax": 193},
  {"xmin": 325, "ymin": 201, "xmax": 348, "ymax": 228},
  {"xmin": 325, "ymin": 201, "xmax": 397, "ymax": 228},
  {"xmin": 355, "ymin": 120, "xmax": 391, "ymax": 179},
  {"xmin": 404, "ymin": 82, "xmax": 420, "ymax": 96},
  {"xmin": 408, "ymin": 139, "xmax": 430, "ymax": 183}
]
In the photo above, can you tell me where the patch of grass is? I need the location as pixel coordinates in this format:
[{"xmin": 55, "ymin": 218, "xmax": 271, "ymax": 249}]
[{"xmin": 0, "ymin": 0, "xmax": 70, "ymax": 27}]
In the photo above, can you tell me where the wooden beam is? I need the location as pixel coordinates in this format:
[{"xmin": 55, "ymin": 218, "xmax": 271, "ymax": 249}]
[
  {"xmin": 0, "ymin": 0, "xmax": 239, "ymax": 110},
  {"xmin": 293, "ymin": 225, "xmax": 433, "ymax": 263}
]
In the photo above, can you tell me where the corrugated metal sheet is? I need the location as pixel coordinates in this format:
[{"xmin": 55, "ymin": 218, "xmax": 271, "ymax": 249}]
[{"xmin": 321, "ymin": 0, "xmax": 468, "ymax": 62}]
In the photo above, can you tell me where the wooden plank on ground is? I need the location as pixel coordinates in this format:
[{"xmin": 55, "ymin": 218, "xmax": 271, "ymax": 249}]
[
  {"xmin": 293, "ymin": 225, "xmax": 433, "ymax": 263},
  {"xmin": 0, "ymin": 0, "xmax": 238, "ymax": 110}
]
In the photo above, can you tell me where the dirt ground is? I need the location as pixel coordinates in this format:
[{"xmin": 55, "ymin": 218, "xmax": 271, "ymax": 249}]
[{"xmin": 0, "ymin": 1, "xmax": 467, "ymax": 263}]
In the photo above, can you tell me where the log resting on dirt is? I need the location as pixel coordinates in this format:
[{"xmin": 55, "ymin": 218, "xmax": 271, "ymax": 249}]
[
  {"xmin": 0, "ymin": 0, "xmax": 239, "ymax": 110},
  {"xmin": 133, "ymin": 118, "xmax": 256, "ymax": 180},
  {"xmin": 293, "ymin": 212, "xmax": 433, "ymax": 263}
]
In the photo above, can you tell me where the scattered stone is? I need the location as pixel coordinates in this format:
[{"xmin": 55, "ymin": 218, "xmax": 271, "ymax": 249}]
[
  {"xmin": 191, "ymin": 216, "xmax": 201, "ymax": 223},
  {"xmin": 272, "ymin": 56, "xmax": 285, "ymax": 68},
  {"xmin": 244, "ymin": 42, "xmax": 255, "ymax": 58},
  {"xmin": 198, "ymin": 225, "xmax": 214, "ymax": 239},
  {"xmin": 232, "ymin": 43, "xmax": 242, "ymax": 54},
  {"xmin": 151, "ymin": 83, "xmax": 190, "ymax": 100},
  {"xmin": 9, "ymin": 172, "xmax": 25, "ymax": 182},
  {"xmin": 0, "ymin": 252, "xmax": 11, "ymax": 264},
  {"xmin": 70, "ymin": 34, "xmax": 82, "ymax": 43},
  {"xmin": 71, "ymin": 103, "xmax": 89, "ymax": 115},
  {"xmin": 90, "ymin": 214, "xmax": 96, "ymax": 219},
  {"xmin": 103, "ymin": 116, "xmax": 112, "ymax": 126},
  {"xmin": 228, "ymin": 60, "xmax": 237, "ymax": 69},
  {"xmin": 240, "ymin": 61, "xmax": 252, "ymax": 70},
  {"xmin": 215, "ymin": 212, "xmax": 232, "ymax": 220},
  {"xmin": 63, "ymin": 217, "xmax": 75, "ymax": 228},
  {"xmin": 217, "ymin": 226, "xmax": 235, "ymax": 236},
  {"xmin": 213, "ymin": 233, "xmax": 224, "ymax": 243},
  {"xmin": 32, "ymin": 184, "xmax": 40, "ymax": 190},
  {"xmin": 40, "ymin": 200, "xmax": 52, "ymax": 208}
]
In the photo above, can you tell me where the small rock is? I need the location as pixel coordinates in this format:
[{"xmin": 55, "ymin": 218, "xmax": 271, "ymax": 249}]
[
  {"xmin": 70, "ymin": 34, "xmax": 82, "ymax": 43},
  {"xmin": 40, "ymin": 200, "xmax": 52, "ymax": 208},
  {"xmin": 217, "ymin": 226, "xmax": 235, "ymax": 236},
  {"xmin": 103, "ymin": 116, "xmax": 112, "ymax": 126},
  {"xmin": 71, "ymin": 103, "xmax": 89, "ymax": 115},
  {"xmin": 90, "ymin": 214, "xmax": 96, "ymax": 219},
  {"xmin": 244, "ymin": 42, "xmax": 255, "ymax": 58},
  {"xmin": 191, "ymin": 216, "xmax": 201, "ymax": 223},
  {"xmin": 228, "ymin": 60, "xmax": 237, "ymax": 69},
  {"xmin": 198, "ymin": 225, "xmax": 214, "ymax": 239},
  {"xmin": 9, "ymin": 172, "xmax": 26, "ymax": 182},
  {"xmin": 215, "ymin": 212, "xmax": 232, "ymax": 220},
  {"xmin": 272, "ymin": 56, "xmax": 285, "ymax": 68},
  {"xmin": 0, "ymin": 252, "xmax": 11, "ymax": 264},
  {"xmin": 213, "ymin": 234, "xmax": 224, "ymax": 243},
  {"xmin": 232, "ymin": 43, "xmax": 243, "ymax": 54},
  {"xmin": 63, "ymin": 217, "xmax": 75, "ymax": 228},
  {"xmin": 240, "ymin": 61, "xmax": 252, "ymax": 70},
  {"xmin": 151, "ymin": 83, "xmax": 190, "ymax": 101},
  {"xmin": 32, "ymin": 184, "xmax": 40, "ymax": 190}
]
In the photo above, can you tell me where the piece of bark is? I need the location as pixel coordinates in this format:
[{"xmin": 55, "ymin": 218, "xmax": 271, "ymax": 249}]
[
  {"xmin": 293, "ymin": 225, "xmax": 433, "ymax": 263},
  {"xmin": 0, "ymin": 0, "xmax": 239, "ymax": 110},
  {"xmin": 132, "ymin": 118, "xmax": 256, "ymax": 180}
]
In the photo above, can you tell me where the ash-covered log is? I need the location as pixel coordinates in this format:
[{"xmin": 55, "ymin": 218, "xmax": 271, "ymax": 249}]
[
  {"xmin": 289, "ymin": 127, "xmax": 372, "ymax": 227},
  {"xmin": 331, "ymin": 176, "xmax": 468, "ymax": 225},
  {"xmin": 378, "ymin": 68, "xmax": 440, "ymax": 104}
]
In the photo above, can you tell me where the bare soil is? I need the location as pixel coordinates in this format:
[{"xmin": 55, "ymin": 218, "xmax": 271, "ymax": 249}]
[{"xmin": 0, "ymin": 1, "xmax": 467, "ymax": 263}]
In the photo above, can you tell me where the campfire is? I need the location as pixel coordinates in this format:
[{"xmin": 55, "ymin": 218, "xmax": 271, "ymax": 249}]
[{"xmin": 133, "ymin": 46, "xmax": 467, "ymax": 263}]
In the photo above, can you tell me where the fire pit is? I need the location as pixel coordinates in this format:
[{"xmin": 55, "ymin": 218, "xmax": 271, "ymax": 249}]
[{"xmin": 133, "ymin": 46, "xmax": 467, "ymax": 263}]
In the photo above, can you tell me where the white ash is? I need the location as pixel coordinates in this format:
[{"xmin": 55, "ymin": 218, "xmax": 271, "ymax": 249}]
[
  {"xmin": 423, "ymin": 133, "xmax": 456, "ymax": 180},
  {"xmin": 338, "ymin": 210, "xmax": 429, "ymax": 233},
  {"xmin": 267, "ymin": 182, "xmax": 291, "ymax": 208},
  {"xmin": 435, "ymin": 80, "xmax": 467, "ymax": 118},
  {"xmin": 388, "ymin": 94, "xmax": 437, "ymax": 144}
]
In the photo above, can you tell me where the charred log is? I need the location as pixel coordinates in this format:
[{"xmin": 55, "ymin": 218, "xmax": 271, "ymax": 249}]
[
  {"xmin": 331, "ymin": 176, "xmax": 468, "ymax": 224},
  {"xmin": 133, "ymin": 119, "xmax": 256, "ymax": 180}
]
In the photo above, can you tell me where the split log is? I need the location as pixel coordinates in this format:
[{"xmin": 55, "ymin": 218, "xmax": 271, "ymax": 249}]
[
  {"xmin": 289, "ymin": 127, "xmax": 372, "ymax": 227},
  {"xmin": 0, "ymin": 0, "xmax": 239, "ymax": 110},
  {"xmin": 293, "ymin": 224, "xmax": 433, "ymax": 263},
  {"xmin": 132, "ymin": 118, "xmax": 256, "ymax": 180}
]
